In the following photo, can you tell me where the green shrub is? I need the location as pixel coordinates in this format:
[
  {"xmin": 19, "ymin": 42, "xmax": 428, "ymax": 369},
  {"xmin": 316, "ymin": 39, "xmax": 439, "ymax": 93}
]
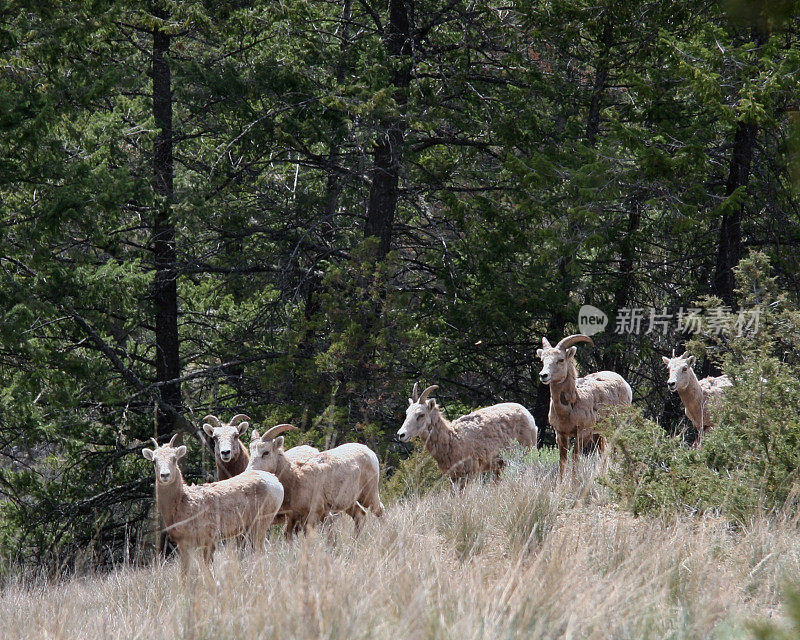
[
  {"xmin": 605, "ymin": 406, "xmax": 755, "ymax": 518},
  {"xmin": 751, "ymin": 586, "xmax": 800, "ymax": 639},
  {"xmin": 607, "ymin": 252, "xmax": 800, "ymax": 520},
  {"xmin": 381, "ymin": 445, "xmax": 447, "ymax": 502}
]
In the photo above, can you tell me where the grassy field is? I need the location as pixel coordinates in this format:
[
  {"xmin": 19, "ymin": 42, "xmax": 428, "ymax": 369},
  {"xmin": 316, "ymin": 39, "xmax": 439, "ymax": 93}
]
[{"xmin": 1, "ymin": 455, "xmax": 798, "ymax": 640}]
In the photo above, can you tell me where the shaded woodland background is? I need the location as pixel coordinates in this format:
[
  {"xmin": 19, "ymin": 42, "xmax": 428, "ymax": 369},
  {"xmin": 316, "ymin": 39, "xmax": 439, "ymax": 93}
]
[{"xmin": 1, "ymin": 0, "xmax": 800, "ymax": 568}]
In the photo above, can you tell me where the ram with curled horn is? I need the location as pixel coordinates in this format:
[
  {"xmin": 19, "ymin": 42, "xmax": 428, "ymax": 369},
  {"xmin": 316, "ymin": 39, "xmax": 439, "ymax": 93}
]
[
  {"xmin": 201, "ymin": 413, "xmax": 253, "ymax": 480},
  {"xmin": 248, "ymin": 424, "xmax": 383, "ymax": 537},
  {"xmin": 537, "ymin": 333, "xmax": 632, "ymax": 477},
  {"xmin": 396, "ymin": 382, "xmax": 537, "ymax": 490}
]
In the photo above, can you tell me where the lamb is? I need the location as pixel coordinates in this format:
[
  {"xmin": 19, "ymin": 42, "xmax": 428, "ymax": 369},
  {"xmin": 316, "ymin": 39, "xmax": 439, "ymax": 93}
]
[
  {"xmin": 141, "ymin": 433, "xmax": 283, "ymax": 567},
  {"xmin": 202, "ymin": 413, "xmax": 252, "ymax": 480},
  {"xmin": 247, "ymin": 425, "xmax": 384, "ymax": 537},
  {"xmin": 395, "ymin": 383, "xmax": 537, "ymax": 489},
  {"xmin": 662, "ymin": 351, "xmax": 732, "ymax": 445},
  {"xmin": 537, "ymin": 334, "xmax": 632, "ymax": 477}
]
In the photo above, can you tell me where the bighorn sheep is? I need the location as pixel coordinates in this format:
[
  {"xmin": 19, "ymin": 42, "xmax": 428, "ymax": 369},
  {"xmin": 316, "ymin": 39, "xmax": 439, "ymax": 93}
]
[
  {"xmin": 202, "ymin": 413, "xmax": 252, "ymax": 480},
  {"xmin": 141, "ymin": 433, "xmax": 283, "ymax": 567},
  {"xmin": 247, "ymin": 425, "xmax": 384, "ymax": 537},
  {"xmin": 396, "ymin": 383, "xmax": 537, "ymax": 488},
  {"xmin": 662, "ymin": 351, "xmax": 732, "ymax": 445},
  {"xmin": 537, "ymin": 334, "xmax": 632, "ymax": 476}
]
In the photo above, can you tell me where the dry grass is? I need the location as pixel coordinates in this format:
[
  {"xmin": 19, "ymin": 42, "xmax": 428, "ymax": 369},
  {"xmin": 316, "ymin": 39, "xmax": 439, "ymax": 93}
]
[{"xmin": 1, "ymin": 458, "xmax": 798, "ymax": 639}]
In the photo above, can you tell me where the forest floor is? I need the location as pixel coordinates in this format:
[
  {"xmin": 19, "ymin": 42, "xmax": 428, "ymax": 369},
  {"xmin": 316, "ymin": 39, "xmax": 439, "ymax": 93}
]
[{"xmin": 0, "ymin": 456, "xmax": 798, "ymax": 639}]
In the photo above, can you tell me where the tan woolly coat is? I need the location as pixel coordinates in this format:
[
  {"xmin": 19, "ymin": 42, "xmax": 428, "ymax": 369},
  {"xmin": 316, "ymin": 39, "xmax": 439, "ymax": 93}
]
[
  {"xmin": 156, "ymin": 467, "xmax": 283, "ymax": 555},
  {"xmin": 678, "ymin": 372, "xmax": 732, "ymax": 436},
  {"xmin": 254, "ymin": 443, "xmax": 383, "ymax": 536},
  {"xmin": 420, "ymin": 402, "xmax": 537, "ymax": 481},
  {"xmin": 548, "ymin": 366, "xmax": 632, "ymax": 439}
]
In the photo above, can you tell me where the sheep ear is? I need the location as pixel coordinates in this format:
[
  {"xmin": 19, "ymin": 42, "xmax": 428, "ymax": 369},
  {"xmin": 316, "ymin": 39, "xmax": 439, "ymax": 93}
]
[
  {"xmin": 175, "ymin": 445, "xmax": 187, "ymax": 460},
  {"xmin": 536, "ymin": 349, "xmax": 543, "ymax": 358},
  {"xmin": 686, "ymin": 355, "xmax": 696, "ymax": 367},
  {"xmin": 661, "ymin": 356, "xmax": 670, "ymax": 365},
  {"xmin": 566, "ymin": 346, "xmax": 577, "ymax": 359},
  {"xmin": 274, "ymin": 436, "xmax": 284, "ymax": 449},
  {"xmin": 237, "ymin": 421, "xmax": 250, "ymax": 435},
  {"xmin": 427, "ymin": 398, "xmax": 436, "ymax": 409},
  {"xmin": 408, "ymin": 398, "xmax": 413, "ymax": 406},
  {"xmin": 142, "ymin": 448, "xmax": 154, "ymax": 461},
  {"xmin": 251, "ymin": 429, "xmax": 260, "ymax": 442},
  {"xmin": 202, "ymin": 423, "xmax": 214, "ymax": 437}
]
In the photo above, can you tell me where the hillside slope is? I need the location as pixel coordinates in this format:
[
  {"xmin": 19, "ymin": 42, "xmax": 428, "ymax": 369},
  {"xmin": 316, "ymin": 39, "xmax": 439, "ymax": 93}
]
[{"xmin": 0, "ymin": 460, "xmax": 795, "ymax": 639}]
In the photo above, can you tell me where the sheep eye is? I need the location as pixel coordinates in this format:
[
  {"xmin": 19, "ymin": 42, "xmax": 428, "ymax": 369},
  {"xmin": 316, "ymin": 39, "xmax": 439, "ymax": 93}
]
[
  {"xmin": 262, "ymin": 451, "xmax": 270, "ymax": 457},
  {"xmin": 682, "ymin": 365, "xmax": 688, "ymax": 371}
]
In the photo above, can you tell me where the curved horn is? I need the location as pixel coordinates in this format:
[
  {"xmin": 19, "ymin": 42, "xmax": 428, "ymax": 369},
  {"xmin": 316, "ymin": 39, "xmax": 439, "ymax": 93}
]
[
  {"xmin": 680, "ymin": 351, "xmax": 690, "ymax": 359},
  {"xmin": 229, "ymin": 414, "xmax": 251, "ymax": 426},
  {"xmin": 418, "ymin": 385, "xmax": 439, "ymax": 403},
  {"xmin": 542, "ymin": 336, "xmax": 552, "ymax": 348},
  {"xmin": 555, "ymin": 334, "xmax": 594, "ymax": 350},
  {"xmin": 202, "ymin": 414, "xmax": 222, "ymax": 428},
  {"xmin": 411, "ymin": 382, "xmax": 420, "ymax": 402},
  {"xmin": 260, "ymin": 423, "xmax": 298, "ymax": 441},
  {"xmin": 168, "ymin": 432, "xmax": 180, "ymax": 447},
  {"xmin": 150, "ymin": 437, "xmax": 159, "ymax": 448}
]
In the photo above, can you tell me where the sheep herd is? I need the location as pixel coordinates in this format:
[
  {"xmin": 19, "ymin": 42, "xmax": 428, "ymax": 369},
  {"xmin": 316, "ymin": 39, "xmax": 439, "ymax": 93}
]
[{"xmin": 141, "ymin": 333, "xmax": 729, "ymax": 567}]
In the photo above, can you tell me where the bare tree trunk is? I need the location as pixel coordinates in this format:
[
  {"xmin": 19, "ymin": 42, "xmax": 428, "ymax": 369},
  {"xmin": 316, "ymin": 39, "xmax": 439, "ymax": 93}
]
[
  {"xmin": 712, "ymin": 120, "xmax": 756, "ymax": 308},
  {"xmin": 364, "ymin": 0, "xmax": 413, "ymax": 260},
  {"xmin": 602, "ymin": 197, "xmax": 641, "ymax": 373},
  {"xmin": 533, "ymin": 275, "xmax": 568, "ymax": 448},
  {"xmin": 152, "ymin": 17, "xmax": 182, "ymax": 439},
  {"xmin": 324, "ymin": 0, "xmax": 353, "ymax": 218},
  {"xmin": 585, "ymin": 21, "xmax": 612, "ymax": 145}
]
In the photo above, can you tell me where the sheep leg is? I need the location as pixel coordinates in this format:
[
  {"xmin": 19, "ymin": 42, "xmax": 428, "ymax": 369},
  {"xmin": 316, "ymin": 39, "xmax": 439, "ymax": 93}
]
[
  {"xmin": 593, "ymin": 433, "xmax": 610, "ymax": 474},
  {"xmin": 492, "ymin": 457, "xmax": 505, "ymax": 483},
  {"xmin": 449, "ymin": 476, "xmax": 467, "ymax": 494},
  {"xmin": 284, "ymin": 516, "xmax": 301, "ymax": 541},
  {"xmin": 556, "ymin": 432, "xmax": 569, "ymax": 478},
  {"xmin": 201, "ymin": 543, "xmax": 215, "ymax": 564},
  {"xmin": 247, "ymin": 520, "xmax": 269, "ymax": 552},
  {"xmin": 359, "ymin": 473, "xmax": 384, "ymax": 517},
  {"xmin": 304, "ymin": 510, "xmax": 323, "ymax": 532},
  {"xmin": 592, "ymin": 433, "xmax": 607, "ymax": 454},
  {"xmin": 178, "ymin": 543, "xmax": 192, "ymax": 573},
  {"xmin": 572, "ymin": 431, "xmax": 587, "ymax": 477},
  {"xmin": 346, "ymin": 503, "xmax": 367, "ymax": 536}
]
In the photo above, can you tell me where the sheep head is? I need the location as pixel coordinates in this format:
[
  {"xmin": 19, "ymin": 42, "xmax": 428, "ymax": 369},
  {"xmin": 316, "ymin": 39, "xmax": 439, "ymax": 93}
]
[
  {"xmin": 397, "ymin": 384, "xmax": 439, "ymax": 442},
  {"xmin": 247, "ymin": 424, "xmax": 297, "ymax": 473},
  {"xmin": 661, "ymin": 352, "xmax": 696, "ymax": 392},
  {"xmin": 202, "ymin": 414, "xmax": 250, "ymax": 463},
  {"xmin": 142, "ymin": 433, "xmax": 186, "ymax": 485},
  {"xmin": 536, "ymin": 334, "xmax": 594, "ymax": 385}
]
